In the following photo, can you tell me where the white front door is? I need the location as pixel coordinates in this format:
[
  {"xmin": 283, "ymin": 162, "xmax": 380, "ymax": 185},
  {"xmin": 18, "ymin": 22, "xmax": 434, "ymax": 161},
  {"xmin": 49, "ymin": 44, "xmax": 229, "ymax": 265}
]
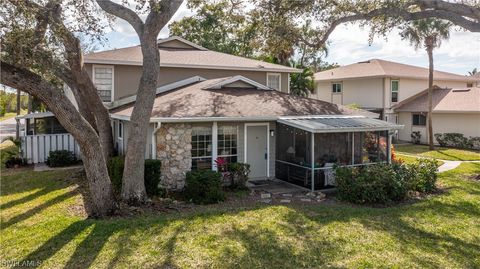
[{"xmin": 246, "ymin": 125, "xmax": 268, "ymax": 178}]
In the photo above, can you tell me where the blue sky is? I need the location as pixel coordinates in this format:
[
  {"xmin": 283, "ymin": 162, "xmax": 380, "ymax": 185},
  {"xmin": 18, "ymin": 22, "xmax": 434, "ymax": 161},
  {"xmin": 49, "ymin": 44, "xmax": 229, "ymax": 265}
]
[{"xmin": 101, "ymin": 3, "xmax": 480, "ymax": 75}]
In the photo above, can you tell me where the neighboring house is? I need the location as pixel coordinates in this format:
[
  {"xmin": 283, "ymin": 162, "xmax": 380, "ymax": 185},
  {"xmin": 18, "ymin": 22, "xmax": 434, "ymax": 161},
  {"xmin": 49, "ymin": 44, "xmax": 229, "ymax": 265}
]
[
  {"xmin": 312, "ymin": 59, "xmax": 479, "ymax": 125},
  {"xmin": 393, "ymin": 86, "xmax": 480, "ymax": 144},
  {"xmin": 18, "ymin": 38, "xmax": 402, "ymax": 191}
]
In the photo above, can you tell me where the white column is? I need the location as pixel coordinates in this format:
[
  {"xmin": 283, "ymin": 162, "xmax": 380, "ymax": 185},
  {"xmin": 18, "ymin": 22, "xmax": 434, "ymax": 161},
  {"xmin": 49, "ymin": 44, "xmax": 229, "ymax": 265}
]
[
  {"xmin": 310, "ymin": 132, "xmax": 315, "ymax": 192},
  {"xmin": 351, "ymin": 132, "xmax": 355, "ymax": 165},
  {"xmin": 212, "ymin": 121, "xmax": 218, "ymax": 171}
]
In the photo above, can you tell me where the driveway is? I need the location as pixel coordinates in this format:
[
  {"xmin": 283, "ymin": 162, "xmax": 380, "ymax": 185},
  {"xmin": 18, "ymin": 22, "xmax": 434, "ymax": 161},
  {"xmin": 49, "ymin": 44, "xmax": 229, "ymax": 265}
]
[{"xmin": 0, "ymin": 117, "xmax": 23, "ymax": 141}]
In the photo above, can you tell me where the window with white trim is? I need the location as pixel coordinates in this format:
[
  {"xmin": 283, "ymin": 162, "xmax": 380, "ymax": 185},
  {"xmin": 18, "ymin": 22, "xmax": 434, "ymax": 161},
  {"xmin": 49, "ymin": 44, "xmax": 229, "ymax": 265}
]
[
  {"xmin": 332, "ymin": 83, "xmax": 342, "ymax": 93},
  {"xmin": 93, "ymin": 65, "xmax": 113, "ymax": 102},
  {"xmin": 412, "ymin": 114, "xmax": 426, "ymax": 126},
  {"xmin": 191, "ymin": 127, "xmax": 212, "ymax": 170},
  {"xmin": 267, "ymin": 73, "xmax": 281, "ymax": 90},
  {"xmin": 391, "ymin": 80, "xmax": 399, "ymax": 103},
  {"xmin": 118, "ymin": 121, "xmax": 123, "ymax": 138},
  {"xmin": 217, "ymin": 125, "xmax": 238, "ymax": 164}
]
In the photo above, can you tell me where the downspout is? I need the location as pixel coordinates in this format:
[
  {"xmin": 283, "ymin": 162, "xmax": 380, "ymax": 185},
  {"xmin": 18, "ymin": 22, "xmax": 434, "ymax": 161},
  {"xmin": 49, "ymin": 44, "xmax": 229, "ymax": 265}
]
[{"xmin": 152, "ymin": 122, "xmax": 162, "ymax": 159}]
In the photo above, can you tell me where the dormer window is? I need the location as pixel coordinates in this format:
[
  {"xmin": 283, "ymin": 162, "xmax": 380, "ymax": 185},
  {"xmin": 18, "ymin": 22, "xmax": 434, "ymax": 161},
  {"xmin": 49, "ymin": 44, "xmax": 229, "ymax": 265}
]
[
  {"xmin": 267, "ymin": 73, "xmax": 281, "ymax": 91},
  {"xmin": 93, "ymin": 65, "xmax": 114, "ymax": 102}
]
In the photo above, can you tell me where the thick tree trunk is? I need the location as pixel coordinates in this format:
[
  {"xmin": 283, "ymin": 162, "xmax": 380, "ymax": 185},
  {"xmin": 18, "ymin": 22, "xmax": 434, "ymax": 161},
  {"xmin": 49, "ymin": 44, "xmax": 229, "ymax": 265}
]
[
  {"xmin": 121, "ymin": 34, "xmax": 160, "ymax": 203},
  {"xmin": 1, "ymin": 62, "xmax": 116, "ymax": 217},
  {"xmin": 427, "ymin": 46, "xmax": 435, "ymax": 150}
]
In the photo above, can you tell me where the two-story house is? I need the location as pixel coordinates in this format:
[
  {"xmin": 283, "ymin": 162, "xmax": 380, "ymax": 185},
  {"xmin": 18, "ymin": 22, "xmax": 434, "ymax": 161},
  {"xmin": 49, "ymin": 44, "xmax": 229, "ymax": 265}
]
[
  {"xmin": 312, "ymin": 59, "xmax": 479, "ymax": 142},
  {"xmin": 18, "ymin": 37, "xmax": 401, "ymax": 191}
]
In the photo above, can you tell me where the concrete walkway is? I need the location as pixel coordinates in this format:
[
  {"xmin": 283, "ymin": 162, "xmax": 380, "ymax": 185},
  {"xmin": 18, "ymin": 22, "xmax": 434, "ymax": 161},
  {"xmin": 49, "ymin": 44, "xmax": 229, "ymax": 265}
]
[{"xmin": 397, "ymin": 153, "xmax": 480, "ymax": 173}]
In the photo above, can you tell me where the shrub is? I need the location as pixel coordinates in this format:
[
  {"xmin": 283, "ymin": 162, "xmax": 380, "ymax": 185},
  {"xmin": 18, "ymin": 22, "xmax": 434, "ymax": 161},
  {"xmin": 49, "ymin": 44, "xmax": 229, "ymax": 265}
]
[
  {"xmin": 185, "ymin": 170, "xmax": 225, "ymax": 204},
  {"xmin": 407, "ymin": 159, "xmax": 438, "ymax": 193},
  {"xmin": 108, "ymin": 156, "xmax": 125, "ymax": 192},
  {"xmin": 434, "ymin": 133, "xmax": 471, "ymax": 148},
  {"xmin": 144, "ymin": 159, "xmax": 162, "ymax": 196},
  {"xmin": 227, "ymin": 163, "xmax": 251, "ymax": 190},
  {"xmin": 411, "ymin": 131, "xmax": 421, "ymax": 144},
  {"xmin": 469, "ymin": 137, "xmax": 480, "ymax": 150},
  {"xmin": 335, "ymin": 160, "xmax": 438, "ymax": 205},
  {"xmin": 107, "ymin": 157, "xmax": 162, "ymax": 197},
  {"xmin": 336, "ymin": 164, "xmax": 409, "ymax": 204},
  {"xmin": 5, "ymin": 156, "xmax": 26, "ymax": 168},
  {"xmin": 46, "ymin": 150, "xmax": 77, "ymax": 167}
]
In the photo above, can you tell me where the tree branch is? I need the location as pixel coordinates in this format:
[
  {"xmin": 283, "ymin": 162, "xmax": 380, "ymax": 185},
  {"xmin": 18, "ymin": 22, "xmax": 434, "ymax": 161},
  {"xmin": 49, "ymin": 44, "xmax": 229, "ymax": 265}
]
[{"xmin": 95, "ymin": 0, "xmax": 144, "ymax": 36}]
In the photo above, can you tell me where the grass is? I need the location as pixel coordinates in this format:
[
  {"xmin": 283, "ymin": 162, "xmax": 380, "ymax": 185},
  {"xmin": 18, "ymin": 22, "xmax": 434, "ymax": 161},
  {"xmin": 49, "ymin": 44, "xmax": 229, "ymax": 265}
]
[
  {"xmin": 1, "ymin": 164, "xmax": 480, "ymax": 268},
  {"xmin": 0, "ymin": 109, "xmax": 26, "ymax": 121},
  {"xmin": 395, "ymin": 144, "xmax": 480, "ymax": 161},
  {"xmin": 396, "ymin": 154, "xmax": 444, "ymax": 166}
]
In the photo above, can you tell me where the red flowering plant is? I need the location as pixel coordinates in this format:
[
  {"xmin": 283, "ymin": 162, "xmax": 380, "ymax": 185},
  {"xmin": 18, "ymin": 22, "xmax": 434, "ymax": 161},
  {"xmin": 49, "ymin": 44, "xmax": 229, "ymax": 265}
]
[
  {"xmin": 215, "ymin": 157, "xmax": 228, "ymax": 172},
  {"xmin": 214, "ymin": 157, "xmax": 230, "ymax": 185}
]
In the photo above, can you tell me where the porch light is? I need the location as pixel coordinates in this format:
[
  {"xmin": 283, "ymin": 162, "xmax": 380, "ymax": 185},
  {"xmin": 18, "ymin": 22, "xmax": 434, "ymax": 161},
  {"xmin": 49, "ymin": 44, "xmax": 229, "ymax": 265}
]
[{"xmin": 270, "ymin": 130, "xmax": 275, "ymax": 137}]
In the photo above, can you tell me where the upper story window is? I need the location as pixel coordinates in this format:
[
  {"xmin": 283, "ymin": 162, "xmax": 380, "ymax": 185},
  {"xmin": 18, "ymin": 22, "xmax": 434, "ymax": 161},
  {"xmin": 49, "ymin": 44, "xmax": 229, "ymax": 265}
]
[
  {"xmin": 93, "ymin": 65, "xmax": 114, "ymax": 102},
  {"xmin": 332, "ymin": 83, "xmax": 342, "ymax": 93},
  {"xmin": 412, "ymin": 113, "xmax": 426, "ymax": 126},
  {"xmin": 267, "ymin": 73, "xmax": 281, "ymax": 91},
  {"xmin": 391, "ymin": 80, "xmax": 399, "ymax": 103}
]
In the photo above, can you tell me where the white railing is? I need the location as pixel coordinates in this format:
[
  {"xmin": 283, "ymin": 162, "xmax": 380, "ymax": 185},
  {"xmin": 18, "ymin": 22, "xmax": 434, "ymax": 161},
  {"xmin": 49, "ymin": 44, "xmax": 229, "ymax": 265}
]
[{"xmin": 21, "ymin": 133, "xmax": 81, "ymax": 164}]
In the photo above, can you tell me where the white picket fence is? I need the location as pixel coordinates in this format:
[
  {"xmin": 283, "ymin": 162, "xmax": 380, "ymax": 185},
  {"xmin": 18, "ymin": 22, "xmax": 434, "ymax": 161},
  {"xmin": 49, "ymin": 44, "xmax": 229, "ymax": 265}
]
[{"xmin": 21, "ymin": 133, "xmax": 81, "ymax": 164}]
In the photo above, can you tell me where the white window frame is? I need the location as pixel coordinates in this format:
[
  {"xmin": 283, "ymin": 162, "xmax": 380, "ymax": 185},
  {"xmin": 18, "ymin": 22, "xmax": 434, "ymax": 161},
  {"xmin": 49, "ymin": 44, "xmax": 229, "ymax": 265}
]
[
  {"xmin": 217, "ymin": 125, "xmax": 239, "ymax": 160},
  {"xmin": 266, "ymin": 73, "xmax": 281, "ymax": 91},
  {"xmin": 118, "ymin": 121, "xmax": 123, "ymax": 139},
  {"xmin": 412, "ymin": 113, "xmax": 427, "ymax": 126},
  {"xmin": 332, "ymin": 82, "xmax": 342, "ymax": 94},
  {"xmin": 191, "ymin": 126, "xmax": 213, "ymax": 170},
  {"xmin": 92, "ymin": 64, "xmax": 115, "ymax": 103},
  {"xmin": 391, "ymin": 80, "xmax": 399, "ymax": 103}
]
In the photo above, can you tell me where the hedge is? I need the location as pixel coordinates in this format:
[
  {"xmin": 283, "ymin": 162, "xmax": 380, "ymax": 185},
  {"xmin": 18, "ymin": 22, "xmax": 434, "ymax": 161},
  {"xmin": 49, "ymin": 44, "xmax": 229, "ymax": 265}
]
[
  {"xmin": 107, "ymin": 156, "xmax": 162, "ymax": 197},
  {"xmin": 335, "ymin": 159, "xmax": 438, "ymax": 205}
]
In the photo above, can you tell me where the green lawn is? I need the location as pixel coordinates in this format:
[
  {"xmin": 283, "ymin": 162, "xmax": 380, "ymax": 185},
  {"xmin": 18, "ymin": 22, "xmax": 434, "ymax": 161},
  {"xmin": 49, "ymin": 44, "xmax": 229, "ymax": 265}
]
[
  {"xmin": 1, "ymin": 164, "xmax": 480, "ymax": 268},
  {"xmin": 396, "ymin": 154, "xmax": 444, "ymax": 166},
  {"xmin": 395, "ymin": 144, "xmax": 480, "ymax": 161}
]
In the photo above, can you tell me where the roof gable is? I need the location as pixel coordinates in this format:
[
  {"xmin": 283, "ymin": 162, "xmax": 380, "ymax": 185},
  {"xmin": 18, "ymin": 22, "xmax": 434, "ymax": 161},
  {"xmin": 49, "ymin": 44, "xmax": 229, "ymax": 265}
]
[
  {"xmin": 394, "ymin": 86, "xmax": 480, "ymax": 113},
  {"xmin": 156, "ymin": 36, "xmax": 207, "ymax": 50},
  {"xmin": 203, "ymin": 75, "xmax": 271, "ymax": 90}
]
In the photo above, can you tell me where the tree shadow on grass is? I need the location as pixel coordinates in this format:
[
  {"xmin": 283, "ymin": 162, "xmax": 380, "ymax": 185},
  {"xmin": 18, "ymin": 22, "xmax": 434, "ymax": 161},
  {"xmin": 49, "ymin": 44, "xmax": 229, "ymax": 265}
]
[{"xmin": 1, "ymin": 189, "xmax": 78, "ymax": 230}]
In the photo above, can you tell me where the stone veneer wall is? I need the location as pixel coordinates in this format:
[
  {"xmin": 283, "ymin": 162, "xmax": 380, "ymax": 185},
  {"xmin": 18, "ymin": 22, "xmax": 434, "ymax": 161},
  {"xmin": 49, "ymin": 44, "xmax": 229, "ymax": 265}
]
[{"xmin": 156, "ymin": 123, "xmax": 192, "ymax": 190}]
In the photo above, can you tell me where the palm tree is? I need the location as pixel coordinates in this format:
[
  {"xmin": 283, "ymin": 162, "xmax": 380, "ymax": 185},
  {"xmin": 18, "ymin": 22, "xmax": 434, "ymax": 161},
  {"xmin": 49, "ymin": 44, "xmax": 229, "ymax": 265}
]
[
  {"xmin": 468, "ymin": 68, "xmax": 478, "ymax": 76},
  {"xmin": 400, "ymin": 19, "xmax": 452, "ymax": 150}
]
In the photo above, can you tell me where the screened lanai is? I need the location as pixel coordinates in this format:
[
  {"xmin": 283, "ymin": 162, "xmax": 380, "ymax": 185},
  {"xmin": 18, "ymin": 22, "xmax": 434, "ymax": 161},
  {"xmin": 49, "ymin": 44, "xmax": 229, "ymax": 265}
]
[{"xmin": 275, "ymin": 115, "xmax": 403, "ymax": 191}]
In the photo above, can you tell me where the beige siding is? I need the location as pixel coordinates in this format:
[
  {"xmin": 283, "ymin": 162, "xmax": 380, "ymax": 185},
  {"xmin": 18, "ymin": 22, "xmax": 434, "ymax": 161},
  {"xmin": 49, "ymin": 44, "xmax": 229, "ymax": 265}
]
[
  {"xmin": 85, "ymin": 63, "xmax": 291, "ymax": 101},
  {"xmin": 342, "ymin": 78, "xmax": 384, "ymax": 108},
  {"xmin": 314, "ymin": 77, "xmax": 468, "ymax": 112},
  {"xmin": 397, "ymin": 112, "xmax": 480, "ymax": 144}
]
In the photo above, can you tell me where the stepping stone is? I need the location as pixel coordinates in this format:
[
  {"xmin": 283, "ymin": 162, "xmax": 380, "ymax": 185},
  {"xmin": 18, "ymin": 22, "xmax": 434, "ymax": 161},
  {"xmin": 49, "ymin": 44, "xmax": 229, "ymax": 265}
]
[
  {"xmin": 260, "ymin": 193, "xmax": 271, "ymax": 199},
  {"xmin": 280, "ymin": 199, "xmax": 291, "ymax": 203},
  {"xmin": 300, "ymin": 198, "xmax": 312, "ymax": 202},
  {"xmin": 282, "ymin": 193, "xmax": 293, "ymax": 197}
]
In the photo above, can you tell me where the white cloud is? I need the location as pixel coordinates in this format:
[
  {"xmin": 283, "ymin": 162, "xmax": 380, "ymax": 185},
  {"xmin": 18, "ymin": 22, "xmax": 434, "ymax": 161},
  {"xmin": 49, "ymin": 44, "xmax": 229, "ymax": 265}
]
[{"xmin": 325, "ymin": 24, "xmax": 480, "ymax": 74}]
